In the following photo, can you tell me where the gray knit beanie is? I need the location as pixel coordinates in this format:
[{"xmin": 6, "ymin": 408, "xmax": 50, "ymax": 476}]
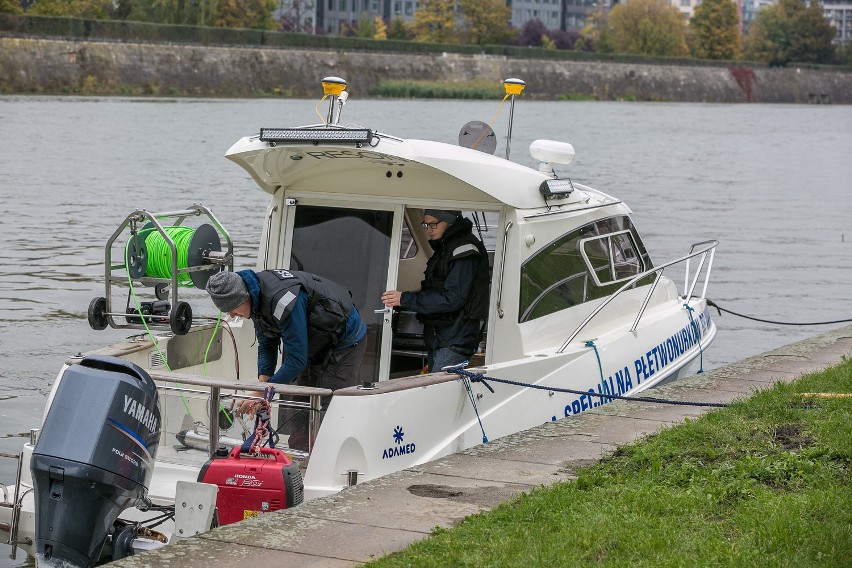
[
  {"xmin": 424, "ymin": 209, "xmax": 461, "ymax": 225},
  {"xmin": 206, "ymin": 271, "xmax": 249, "ymax": 313}
]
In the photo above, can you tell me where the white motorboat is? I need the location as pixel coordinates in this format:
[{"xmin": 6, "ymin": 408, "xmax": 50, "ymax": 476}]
[{"xmin": 1, "ymin": 77, "xmax": 717, "ymax": 566}]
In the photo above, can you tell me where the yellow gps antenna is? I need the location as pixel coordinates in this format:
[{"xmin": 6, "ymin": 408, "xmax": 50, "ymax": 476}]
[
  {"xmin": 321, "ymin": 76, "xmax": 348, "ymax": 125},
  {"xmin": 503, "ymin": 78, "xmax": 525, "ymax": 159}
]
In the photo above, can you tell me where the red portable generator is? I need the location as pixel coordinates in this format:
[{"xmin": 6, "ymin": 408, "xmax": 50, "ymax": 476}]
[{"xmin": 198, "ymin": 446, "xmax": 303, "ymax": 525}]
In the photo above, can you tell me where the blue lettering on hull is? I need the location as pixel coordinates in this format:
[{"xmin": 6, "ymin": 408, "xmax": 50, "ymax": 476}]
[
  {"xmin": 564, "ymin": 308, "xmax": 712, "ymax": 418},
  {"xmin": 382, "ymin": 425, "xmax": 417, "ymax": 460},
  {"xmin": 382, "ymin": 443, "xmax": 417, "ymax": 459}
]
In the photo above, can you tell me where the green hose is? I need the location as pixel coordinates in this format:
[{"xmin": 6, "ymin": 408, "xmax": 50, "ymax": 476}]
[{"xmin": 142, "ymin": 226, "xmax": 196, "ymax": 287}]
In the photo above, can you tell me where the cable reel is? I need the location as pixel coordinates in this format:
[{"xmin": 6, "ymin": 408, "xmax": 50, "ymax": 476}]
[{"xmin": 88, "ymin": 204, "xmax": 233, "ymax": 336}]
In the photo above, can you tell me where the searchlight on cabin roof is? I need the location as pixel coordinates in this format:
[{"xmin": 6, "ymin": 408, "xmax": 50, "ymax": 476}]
[
  {"xmin": 259, "ymin": 127, "xmax": 373, "ymax": 146},
  {"xmin": 531, "ymin": 139, "xmax": 577, "ymax": 201},
  {"xmin": 259, "ymin": 77, "xmax": 366, "ymax": 145}
]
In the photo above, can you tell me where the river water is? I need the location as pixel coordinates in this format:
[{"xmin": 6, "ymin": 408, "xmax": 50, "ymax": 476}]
[{"xmin": 1, "ymin": 97, "xmax": 850, "ymax": 564}]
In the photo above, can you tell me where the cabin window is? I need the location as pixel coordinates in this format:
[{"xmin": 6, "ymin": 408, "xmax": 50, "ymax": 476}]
[
  {"xmin": 579, "ymin": 230, "xmax": 643, "ymax": 286},
  {"xmin": 519, "ymin": 216, "xmax": 652, "ymax": 323},
  {"xmin": 400, "ymin": 219, "xmax": 418, "ymax": 259}
]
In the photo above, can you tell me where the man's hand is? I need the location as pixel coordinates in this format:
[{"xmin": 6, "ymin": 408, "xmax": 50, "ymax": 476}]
[
  {"xmin": 236, "ymin": 391, "xmax": 263, "ymax": 418},
  {"xmin": 381, "ymin": 290, "xmax": 402, "ymax": 308},
  {"xmin": 236, "ymin": 375, "xmax": 271, "ymax": 418}
]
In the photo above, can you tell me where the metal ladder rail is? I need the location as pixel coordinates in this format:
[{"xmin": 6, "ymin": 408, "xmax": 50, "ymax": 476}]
[
  {"xmin": 1, "ymin": 449, "xmax": 31, "ymax": 560},
  {"xmin": 150, "ymin": 381, "xmax": 329, "ymax": 461},
  {"xmin": 557, "ymin": 240, "xmax": 719, "ymax": 353}
]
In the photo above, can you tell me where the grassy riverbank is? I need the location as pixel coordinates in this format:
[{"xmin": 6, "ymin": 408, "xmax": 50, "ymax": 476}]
[
  {"xmin": 367, "ymin": 80, "xmax": 604, "ymax": 101},
  {"xmin": 367, "ymin": 359, "xmax": 852, "ymax": 567}
]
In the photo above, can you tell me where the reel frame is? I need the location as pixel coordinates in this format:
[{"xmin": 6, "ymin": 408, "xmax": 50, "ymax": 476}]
[{"xmin": 88, "ymin": 204, "xmax": 233, "ymax": 336}]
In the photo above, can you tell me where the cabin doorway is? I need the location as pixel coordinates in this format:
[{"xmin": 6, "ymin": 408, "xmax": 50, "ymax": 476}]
[{"xmin": 285, "ymin": 202, "xmax": 399, "ymax": 382}]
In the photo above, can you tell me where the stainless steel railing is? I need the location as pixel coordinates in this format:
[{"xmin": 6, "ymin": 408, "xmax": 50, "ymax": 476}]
[
  {"xmin": 147, "ymin": 371, "xmax": 332, "ymax": 460},
  {"xmin": 1, "ymin": 449, "xmax": 30, "ymax": 560},
  {"xmin": 558, "ymin": 240, "xmax": 718, "ymax": 352}
]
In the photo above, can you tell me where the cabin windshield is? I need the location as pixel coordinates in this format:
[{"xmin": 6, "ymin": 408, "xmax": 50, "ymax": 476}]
[{"xmin": 519, "ymin": 215, "xmax": 653, "ymax": 323}]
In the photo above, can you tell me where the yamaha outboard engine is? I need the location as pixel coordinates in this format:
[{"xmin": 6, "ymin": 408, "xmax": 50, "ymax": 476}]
[{"xmin": 31, "ymin": 355, "xmax": 161, "ymax": 567}]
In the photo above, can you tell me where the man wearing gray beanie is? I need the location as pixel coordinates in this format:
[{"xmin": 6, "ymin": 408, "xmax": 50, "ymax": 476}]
[
  {"xmin": 381, "ymin": 209, "xmax": 489, "ymax": 373},
  {"xmin": 206, "ymin": 268, "xmax": 367, "ymax": 449},
  {"xmin": 206, "ymin": 271, "xmax": 250, "ymax": 314}
]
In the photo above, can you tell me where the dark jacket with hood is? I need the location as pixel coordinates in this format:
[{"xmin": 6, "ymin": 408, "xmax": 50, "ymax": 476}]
[
  {"xmin": 400, "ymin": 217, "xmax": 489, "ymax": 355},
  {"xmin": 238, "ymin": 269, "xmax": 366, "ymax": 385}
]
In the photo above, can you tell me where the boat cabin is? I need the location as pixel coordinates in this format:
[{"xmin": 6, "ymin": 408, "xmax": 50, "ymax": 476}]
[{"xmin": 226, "ymin": 127, "xmax": 657, "ymax": 384}]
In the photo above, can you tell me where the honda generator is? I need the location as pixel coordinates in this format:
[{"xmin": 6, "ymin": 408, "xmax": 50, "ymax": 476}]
[{"xmin": 198, "ymin": 446, "xmax": 303, "ymax": 525}]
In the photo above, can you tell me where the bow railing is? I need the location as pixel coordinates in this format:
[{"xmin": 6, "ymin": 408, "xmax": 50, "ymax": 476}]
[{"xmin": 558, "ymin": 240, "xmax": 718, "ymax": 352}]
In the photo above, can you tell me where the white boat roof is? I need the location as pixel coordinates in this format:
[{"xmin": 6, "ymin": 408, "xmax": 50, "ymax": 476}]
[{"xmin": 226, "ymin": 131, "xmax": 582, "ymax": 211}]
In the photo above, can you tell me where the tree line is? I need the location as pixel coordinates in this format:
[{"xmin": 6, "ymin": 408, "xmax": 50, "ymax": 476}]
[{"xmin": 0, "ymin": 0, "xmax": 846, "ymax": 67}]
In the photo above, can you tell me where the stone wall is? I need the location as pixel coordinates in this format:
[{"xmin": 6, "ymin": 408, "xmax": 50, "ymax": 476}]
[{"xmin": 2, "ymin": 36, "xmax": 850, "ymax": 103}]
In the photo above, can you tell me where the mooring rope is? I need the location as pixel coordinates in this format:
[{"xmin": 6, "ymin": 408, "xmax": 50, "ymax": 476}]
[
  {"xmin": 460, "ymin": 372, "xmax": 489, "ymax": 443},
  {"xmin": 706, "ymin": 299, "xmax": 852, "ymax": 326},
  {"xmin": 684, "ymin": 304, "xmax": 704, "ymax": 373},
  {"xmin": 445, "ymin": 365, "xmax": 728, "ymax": 408},
  {"xmin": 241, "ymin": 386, "xmax": 278, "ymax": 454},
  {"xmin": 585, "ymin": 340, "xmax": 605, "ymax": 384}
]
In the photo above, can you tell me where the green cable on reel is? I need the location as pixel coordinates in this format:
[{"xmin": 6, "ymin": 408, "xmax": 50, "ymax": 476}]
[
  {"xmin": 125, "ymin": 223, "xmax": 222, "ymax": 289},
  {"xmin": 145, "ymin": 226, "xmax": 194, "ymax": 287}
]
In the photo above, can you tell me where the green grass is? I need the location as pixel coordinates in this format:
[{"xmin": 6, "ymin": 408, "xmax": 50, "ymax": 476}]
[
  {"xmin": 366, "ymin": 358, "xmax": 852, "ymax": 567},
  {"xmin": 368, "ymin": 80, "xmax": 506, "ymax": 100},
  {"xmin": 557, "ymin": 93, "xmax": 599, "ymax": 101}
]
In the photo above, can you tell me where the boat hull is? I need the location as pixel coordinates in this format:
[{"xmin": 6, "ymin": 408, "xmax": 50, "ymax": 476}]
[{"xmin": 303, "ymin": 300, "xmax": 715, "ymax": 499}]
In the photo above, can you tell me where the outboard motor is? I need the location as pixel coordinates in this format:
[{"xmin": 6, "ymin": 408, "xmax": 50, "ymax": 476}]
[{"xmin": 30, "ymin": 355, "xmax": 161, "ymax": 568}]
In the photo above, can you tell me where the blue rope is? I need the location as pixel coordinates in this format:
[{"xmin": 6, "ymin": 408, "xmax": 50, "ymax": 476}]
[
  {"xmin": 447, "ymin": 367, "xmax": 728, "ymax": 408},
  {"xmin": 684, "ymin": 304, "xmax": 704, "ymax": 373},
  {"xmin": 448, "ymin": 363, "xmax": 489, "ymax": 443},
  {"xmin": 585, "ymin": 340, "xmax": 605, "ymax": 385}
]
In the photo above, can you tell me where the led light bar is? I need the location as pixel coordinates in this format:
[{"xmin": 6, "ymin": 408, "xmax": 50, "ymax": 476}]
[
  {"xmin": 259, "ymin": 128, "xmax": 373, "ymax": 146},
  {"xmin": 539, "ymin": 178, "xmax": 576, "ymax": 199}
]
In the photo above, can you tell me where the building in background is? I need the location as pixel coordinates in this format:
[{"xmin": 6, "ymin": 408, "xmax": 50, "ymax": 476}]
[
  {"xmin": 277, "ymin": 0, "xmax": 318, "ymax": 33},
  {"xmin": 294, "ymin": 0, "xmax": 848, "ymax": 44},
  {"xmin": 822, "ymin": 0, "xmax": 852, "ymax": 43},
  {"xmin": 673, "ymin": 0, "xmax": 700, "ymax": 18},
  {"xmin": 740, "ymin": 0, "xmax": 776, "ymax": 31},
  {"xmin": 509, "ymin": 0, "xmax": 561, "ymax": 30},
  {"xmin": 315, "ymin": 0, "xmax": 416, "ymax": 34}
]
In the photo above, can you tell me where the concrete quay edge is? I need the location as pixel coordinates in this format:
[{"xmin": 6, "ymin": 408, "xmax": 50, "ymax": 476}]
[{"xmin": 110, "ymin": 324, "xmax": 852, "ymax": 568}]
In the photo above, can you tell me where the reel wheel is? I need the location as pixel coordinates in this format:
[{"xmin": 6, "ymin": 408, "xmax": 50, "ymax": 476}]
[
  {"xmin": 170, "ymin": 301, "xmax": 193, "ymax": 336},
  {"xmin": 154, "ymin": 283, "xmax": 170, "ymax": 301},
  {"xmin": 87, "ymin": 297, "xmax": 109, "ymax": 330},
  {"xmin": 125, "ymin": 232, "xmax": 149, "ymax": 279},
  {"xmin": 188, "ymin": 224, "xmax": 222, "ymax": 289}
]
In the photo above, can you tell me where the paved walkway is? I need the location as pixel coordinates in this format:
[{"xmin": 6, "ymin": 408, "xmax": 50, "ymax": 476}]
[{"xmin": 111, "ymin": 324, "xmax": 852, "ymax": 568}]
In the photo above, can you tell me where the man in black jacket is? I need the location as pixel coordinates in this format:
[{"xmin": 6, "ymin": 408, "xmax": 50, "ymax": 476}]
[
  {"xmin": 381, "ymin": 210, "xmax": 489, "ymax": 372},
  {"xmin": 207, "ymin": 269, "xmax": 367, "ymax": 449}
]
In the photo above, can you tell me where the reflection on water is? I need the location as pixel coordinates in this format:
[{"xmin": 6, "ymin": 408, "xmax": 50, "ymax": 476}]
[{"xmin": 1, "ymin": 96, "xmax": 850, "ymax": 565}]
